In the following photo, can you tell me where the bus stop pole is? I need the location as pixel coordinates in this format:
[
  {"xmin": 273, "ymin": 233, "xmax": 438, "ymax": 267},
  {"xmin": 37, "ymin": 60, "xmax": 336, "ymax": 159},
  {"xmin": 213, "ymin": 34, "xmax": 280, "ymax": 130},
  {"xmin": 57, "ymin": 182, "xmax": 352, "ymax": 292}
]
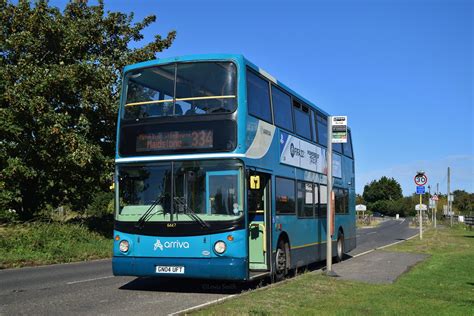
[{"xmin": 326, "ymin": 116, "xmax": 333, "ymax": 274}]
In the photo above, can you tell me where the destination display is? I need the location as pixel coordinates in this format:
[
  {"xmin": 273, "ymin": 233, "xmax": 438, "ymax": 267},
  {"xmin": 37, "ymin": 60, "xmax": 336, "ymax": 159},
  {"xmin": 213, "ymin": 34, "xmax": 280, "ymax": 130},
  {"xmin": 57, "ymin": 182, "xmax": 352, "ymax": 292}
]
[
  {"xmin": 119, "ymin": 119, "xmax": 236, "ymax": 156},
  {"xmin": 136, "ymin": 130, "xmax": 213, "ymax": 152},
  {"xmin": 279, "ymin": 131, "xmax": 342, "ymax": 178}
]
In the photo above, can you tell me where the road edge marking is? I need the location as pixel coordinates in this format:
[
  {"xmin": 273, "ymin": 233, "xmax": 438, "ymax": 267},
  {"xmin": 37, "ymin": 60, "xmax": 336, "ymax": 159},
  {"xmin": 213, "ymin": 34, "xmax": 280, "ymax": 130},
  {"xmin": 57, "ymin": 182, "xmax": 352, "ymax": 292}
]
[{"xmin": 66, "ymin": 275, "xmax": 114, "ymax": 285}]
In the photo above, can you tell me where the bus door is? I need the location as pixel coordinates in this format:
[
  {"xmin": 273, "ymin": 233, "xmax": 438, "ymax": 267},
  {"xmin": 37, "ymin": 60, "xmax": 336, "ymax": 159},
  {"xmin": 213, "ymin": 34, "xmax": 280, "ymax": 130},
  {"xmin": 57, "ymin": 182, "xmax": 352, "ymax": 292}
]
[{"xmin": 248, "ymin": 172, "xmax": 271, "ymax": 271}]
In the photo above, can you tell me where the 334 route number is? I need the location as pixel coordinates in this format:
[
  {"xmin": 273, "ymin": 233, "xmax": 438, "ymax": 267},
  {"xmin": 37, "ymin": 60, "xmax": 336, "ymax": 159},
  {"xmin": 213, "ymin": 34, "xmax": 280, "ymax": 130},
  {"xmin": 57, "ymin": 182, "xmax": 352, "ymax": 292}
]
[{"xmin": 414, "ymin": 174, "xmax": 428, "ymax": 186}]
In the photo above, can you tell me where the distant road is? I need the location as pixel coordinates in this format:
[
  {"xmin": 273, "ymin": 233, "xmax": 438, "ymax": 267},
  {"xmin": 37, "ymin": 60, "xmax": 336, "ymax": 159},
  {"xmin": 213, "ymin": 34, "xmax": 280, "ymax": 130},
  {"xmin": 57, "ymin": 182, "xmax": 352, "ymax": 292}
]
[
  {"xmin": 0, "ymin": 218, "xmax": 418, "ymax": 315},
  {"xmin": 350, "ymin": 217, "xmax": 418, "ymax": 256}
]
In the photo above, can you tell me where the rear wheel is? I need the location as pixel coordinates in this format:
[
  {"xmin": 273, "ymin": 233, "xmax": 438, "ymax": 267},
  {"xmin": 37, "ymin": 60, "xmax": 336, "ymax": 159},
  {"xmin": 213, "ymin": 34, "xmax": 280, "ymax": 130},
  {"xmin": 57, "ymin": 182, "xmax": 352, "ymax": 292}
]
[
  {"xmin": 335, "ymin": 232, "xmax": 344, "ymax": 263},
  {"xmin": 274, "ymin": 240, "xmax": 289, "ymax": 281}
]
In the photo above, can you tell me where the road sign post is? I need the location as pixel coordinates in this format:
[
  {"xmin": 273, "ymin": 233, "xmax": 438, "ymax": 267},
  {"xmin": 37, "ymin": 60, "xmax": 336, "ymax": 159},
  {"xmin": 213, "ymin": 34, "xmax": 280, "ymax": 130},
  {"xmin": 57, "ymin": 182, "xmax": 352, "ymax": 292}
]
[{"xmin": 414, "ymin": 172, "xmax": 428, "ymax": 240}]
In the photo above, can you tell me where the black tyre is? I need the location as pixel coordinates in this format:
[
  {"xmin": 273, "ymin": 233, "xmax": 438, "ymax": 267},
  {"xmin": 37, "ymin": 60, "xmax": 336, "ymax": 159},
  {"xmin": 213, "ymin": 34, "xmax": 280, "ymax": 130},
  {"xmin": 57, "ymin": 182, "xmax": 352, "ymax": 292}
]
[
  {"xmin": 335, "ymin": 232, "xmax": 344, "ymax": 263},
  {"xmin": 274, "ymin": 239, "xmax": 289, "ymax": 281}
]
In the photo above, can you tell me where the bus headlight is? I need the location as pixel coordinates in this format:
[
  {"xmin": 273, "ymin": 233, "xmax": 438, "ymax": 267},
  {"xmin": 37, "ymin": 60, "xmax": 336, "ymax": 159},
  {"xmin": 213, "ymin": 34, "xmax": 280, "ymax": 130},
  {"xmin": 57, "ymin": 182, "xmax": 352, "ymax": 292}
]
[
  {"xmin": 119, "ymin": 240, "xmax": 130, "ymax": 253},
  {"xmin": 214, "ymin": 241, "xmax": 226, "ymax": 254}
]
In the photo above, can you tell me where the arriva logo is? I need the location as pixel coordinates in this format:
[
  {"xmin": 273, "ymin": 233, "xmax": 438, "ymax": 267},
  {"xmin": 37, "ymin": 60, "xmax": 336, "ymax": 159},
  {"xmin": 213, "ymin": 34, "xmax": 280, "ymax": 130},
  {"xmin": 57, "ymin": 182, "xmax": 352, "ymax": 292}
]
[
  {"xmin": 153, "ymin": 240, "xmax": 163, "ymax": 251},
  {"xmin": 153, "ymin": 239, "xmax": 190, "ymax": 251}
]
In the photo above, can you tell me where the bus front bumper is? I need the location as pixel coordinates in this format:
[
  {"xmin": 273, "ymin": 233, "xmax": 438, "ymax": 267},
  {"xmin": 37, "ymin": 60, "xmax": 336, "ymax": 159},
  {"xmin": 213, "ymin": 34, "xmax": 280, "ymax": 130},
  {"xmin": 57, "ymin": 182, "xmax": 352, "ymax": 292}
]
[{"xmin": 112, "ymin": 256, "xmax": 248, "ymax": 280}]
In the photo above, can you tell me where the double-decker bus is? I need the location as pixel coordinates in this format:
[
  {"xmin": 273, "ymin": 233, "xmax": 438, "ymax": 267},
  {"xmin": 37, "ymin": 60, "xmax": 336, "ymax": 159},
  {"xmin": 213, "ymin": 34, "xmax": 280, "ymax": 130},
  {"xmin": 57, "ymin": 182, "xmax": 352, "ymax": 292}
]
[{"xmin": 112, "ymin": 54, "xmax": 356, "ymax": 281}]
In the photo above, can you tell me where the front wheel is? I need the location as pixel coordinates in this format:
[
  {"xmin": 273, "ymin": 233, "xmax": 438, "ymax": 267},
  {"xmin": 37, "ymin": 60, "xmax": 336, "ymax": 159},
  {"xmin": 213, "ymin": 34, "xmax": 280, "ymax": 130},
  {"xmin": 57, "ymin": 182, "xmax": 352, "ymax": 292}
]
[
  {"xmin": 274, "ymin": 240, "xmax": 289, "ymax": 281},
  {"xmin": 335, "ymin": 233, "xmax": 344, "ymax": 263}
]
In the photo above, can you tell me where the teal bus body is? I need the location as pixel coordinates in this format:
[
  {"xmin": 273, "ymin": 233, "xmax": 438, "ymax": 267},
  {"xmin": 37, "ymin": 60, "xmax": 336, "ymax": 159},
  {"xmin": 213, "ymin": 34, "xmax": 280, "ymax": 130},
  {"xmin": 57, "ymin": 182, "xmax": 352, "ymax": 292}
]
[{"xmin": 112, "ymin": 54, "xmax": 356, "ymax": 281}]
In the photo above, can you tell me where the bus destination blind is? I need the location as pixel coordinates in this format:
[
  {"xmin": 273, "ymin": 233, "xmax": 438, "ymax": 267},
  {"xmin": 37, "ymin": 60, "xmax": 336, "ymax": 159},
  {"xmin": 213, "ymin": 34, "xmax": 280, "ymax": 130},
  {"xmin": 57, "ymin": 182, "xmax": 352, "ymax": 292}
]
[{"xmin": 136, "ymin": 130, "xmax": 213, "ymax": 152}]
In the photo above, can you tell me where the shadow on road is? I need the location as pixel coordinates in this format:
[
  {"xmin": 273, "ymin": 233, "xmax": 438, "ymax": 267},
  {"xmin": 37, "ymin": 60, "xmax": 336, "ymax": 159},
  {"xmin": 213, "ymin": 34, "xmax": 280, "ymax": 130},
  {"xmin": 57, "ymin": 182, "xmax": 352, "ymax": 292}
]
[
  {"xmin": 118, "ymin": 260, "xmax": 333, "ymax": 294},
  {"xmin": 119, "ymin": 276, "xmax": 263, "ymax": 294}
]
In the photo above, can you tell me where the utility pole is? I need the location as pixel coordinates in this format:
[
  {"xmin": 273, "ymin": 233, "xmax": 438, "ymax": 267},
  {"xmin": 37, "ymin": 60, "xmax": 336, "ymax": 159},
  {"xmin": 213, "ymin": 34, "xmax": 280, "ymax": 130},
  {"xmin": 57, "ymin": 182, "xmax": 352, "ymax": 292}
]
[{"xmin": 448, "ymin": 167, "xmax": 452, "ymax": 227}]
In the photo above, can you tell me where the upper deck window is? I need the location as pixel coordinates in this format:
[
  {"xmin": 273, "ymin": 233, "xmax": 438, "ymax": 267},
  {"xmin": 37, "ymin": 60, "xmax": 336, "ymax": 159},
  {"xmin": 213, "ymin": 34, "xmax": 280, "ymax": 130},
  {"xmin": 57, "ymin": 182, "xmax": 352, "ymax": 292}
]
[
  {"xmin": 333, "ymin": 143, "xmax": 343, "ymax": 153},
  {"xmin": 315, "ymin": 113, "xmax": 327, "ymax": 147},
  {"xmin": 247, "ymin": 70, "xmax": 272, "ymax": 123},
  {"xmin": 343, "ymin": 130, "xmax": 354, "ymax": 158},
  {"xmin": 293, "ymin": 100, "xmax": 312, "ymax": 141},
  {"xmin": 272, "ymin": 86, "xmax": 293, "ymax": 132},
  {"xmin": 123, "ymin": 62, "xmax": 237, "ymax": 120}
]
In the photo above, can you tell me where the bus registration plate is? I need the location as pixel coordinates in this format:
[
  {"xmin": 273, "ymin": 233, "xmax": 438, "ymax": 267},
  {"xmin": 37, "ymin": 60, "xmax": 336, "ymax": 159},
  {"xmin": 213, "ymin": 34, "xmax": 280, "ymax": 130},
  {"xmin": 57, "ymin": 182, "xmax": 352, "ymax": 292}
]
[{"xmin": 155, "ymin": 266, "xmax": 185, "ymax": 274}]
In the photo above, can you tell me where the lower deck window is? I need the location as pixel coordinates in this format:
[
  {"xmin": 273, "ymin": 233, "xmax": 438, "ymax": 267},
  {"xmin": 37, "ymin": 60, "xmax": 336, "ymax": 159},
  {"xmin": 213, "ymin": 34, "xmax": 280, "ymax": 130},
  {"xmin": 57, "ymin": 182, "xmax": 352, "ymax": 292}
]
[
  {"xmin": 335, "ymin": 188, "xmax": 349, "ymax": 214},
  {"xmin": 297, "ymin": 182, "xmax": 314, "ymax": 218},
  {"xmin": 276, "ymin": 177, "xmax": 295, "ymax": 214}
]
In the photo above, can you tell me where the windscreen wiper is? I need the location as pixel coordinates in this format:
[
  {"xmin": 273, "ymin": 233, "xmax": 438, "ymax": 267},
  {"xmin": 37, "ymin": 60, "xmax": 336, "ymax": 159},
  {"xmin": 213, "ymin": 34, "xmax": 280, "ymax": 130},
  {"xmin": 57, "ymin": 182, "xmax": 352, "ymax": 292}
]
[
  {"xmin": 173, "ymin": 198, "xmax": 210, "ymax": 229},
  {"xmin": 135, "ymin": 196, "xmax": 165, "ymax": 229}
]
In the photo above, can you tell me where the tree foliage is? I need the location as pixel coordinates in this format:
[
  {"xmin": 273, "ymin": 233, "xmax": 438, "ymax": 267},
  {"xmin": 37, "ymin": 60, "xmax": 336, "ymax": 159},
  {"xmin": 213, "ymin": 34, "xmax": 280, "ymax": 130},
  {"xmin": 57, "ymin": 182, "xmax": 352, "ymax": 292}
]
[
  {"xmin": 452, "ymin": 190, "xmax": 474, "ymax": 215},
  {"xmin": 0, "ymin": 0, "xmax": 175, "ymax": 219},
  {"xmin": 362, "ymin": 177, "xmax": 405, "ymax": 216},
  {"xmin": 362, "ymin": 176, "xmax": 403, "ymax": 204}
]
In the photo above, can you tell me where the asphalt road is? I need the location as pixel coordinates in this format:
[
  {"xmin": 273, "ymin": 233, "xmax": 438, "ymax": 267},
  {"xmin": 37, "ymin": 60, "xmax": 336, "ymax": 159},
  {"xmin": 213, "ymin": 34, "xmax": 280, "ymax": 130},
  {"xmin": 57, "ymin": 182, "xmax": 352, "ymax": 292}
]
[
  {"xmin": 349, "ymin": 217, "xmax": 417, "ymax": 256},
  {"xmin": 0, "ymin": 218, "xmax": 417, "ymax": 316}
]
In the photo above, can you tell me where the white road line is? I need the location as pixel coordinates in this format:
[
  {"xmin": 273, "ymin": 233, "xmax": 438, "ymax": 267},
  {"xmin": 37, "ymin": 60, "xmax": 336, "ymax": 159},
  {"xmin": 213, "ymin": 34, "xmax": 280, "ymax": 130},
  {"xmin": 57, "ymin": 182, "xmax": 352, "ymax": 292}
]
[
  {"xmin": 367, "ymin": 231, "xmax": 377, "ymax": 235},
  {"xmin": 351, "ymin": 233, "xmax": 419, "ymax": 259},
  {"xmin": 168, "ymin": 295, "xmax": 236, "ymax": 316},
  {"xmin": 66, "ymin": 275, "xmax": 114, "ymax": 285}
]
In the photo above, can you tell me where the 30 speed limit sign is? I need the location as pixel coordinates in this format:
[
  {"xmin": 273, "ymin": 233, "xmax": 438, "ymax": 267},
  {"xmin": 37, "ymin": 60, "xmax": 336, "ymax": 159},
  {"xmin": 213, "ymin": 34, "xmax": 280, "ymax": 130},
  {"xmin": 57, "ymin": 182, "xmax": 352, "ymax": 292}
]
[{"xmin": 414, "ymin": 174, "xmax": 428, "ymax": 186}]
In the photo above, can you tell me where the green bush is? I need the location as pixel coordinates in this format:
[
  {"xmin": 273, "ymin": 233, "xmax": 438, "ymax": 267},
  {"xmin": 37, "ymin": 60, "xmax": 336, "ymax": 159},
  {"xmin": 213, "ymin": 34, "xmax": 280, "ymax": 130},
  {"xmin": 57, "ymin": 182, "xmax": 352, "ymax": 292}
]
[
  {"xmin": 0, "ymin": 209, "xmax": 19, "ymax": 223},
  {"xmin": 0, "ymin": 222, "xmax": 112, "ymax": 268},
  {"xmin": 86, "ymin": 191, "xmax": 114, "ymax": 217}
]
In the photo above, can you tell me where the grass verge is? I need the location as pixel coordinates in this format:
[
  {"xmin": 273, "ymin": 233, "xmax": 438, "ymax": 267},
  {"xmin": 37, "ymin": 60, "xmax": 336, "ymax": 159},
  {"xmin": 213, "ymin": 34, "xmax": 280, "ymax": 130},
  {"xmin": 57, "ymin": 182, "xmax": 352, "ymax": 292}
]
[
  {"xmin": 0, "ymin": 222, "xmax": 112, "ymax": 269},
  {"xmin": 196, "ymin": 225, "xmax": 474, "ymax": 315}
]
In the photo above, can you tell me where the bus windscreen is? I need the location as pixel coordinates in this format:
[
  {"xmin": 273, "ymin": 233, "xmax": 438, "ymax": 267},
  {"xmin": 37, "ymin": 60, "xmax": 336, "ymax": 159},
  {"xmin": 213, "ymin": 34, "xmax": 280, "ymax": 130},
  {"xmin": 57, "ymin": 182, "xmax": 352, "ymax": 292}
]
[{"xmin": 123, "ymin": 62, "xmax": 237, "ymax": 120}]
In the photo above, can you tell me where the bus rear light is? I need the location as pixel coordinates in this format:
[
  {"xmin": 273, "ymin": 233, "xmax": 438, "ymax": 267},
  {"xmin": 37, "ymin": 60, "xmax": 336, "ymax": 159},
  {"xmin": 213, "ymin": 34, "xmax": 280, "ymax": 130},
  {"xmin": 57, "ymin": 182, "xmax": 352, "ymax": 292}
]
[{"xmin": 214, "ymin": 241, "xmax": 226, "ymax": 254}]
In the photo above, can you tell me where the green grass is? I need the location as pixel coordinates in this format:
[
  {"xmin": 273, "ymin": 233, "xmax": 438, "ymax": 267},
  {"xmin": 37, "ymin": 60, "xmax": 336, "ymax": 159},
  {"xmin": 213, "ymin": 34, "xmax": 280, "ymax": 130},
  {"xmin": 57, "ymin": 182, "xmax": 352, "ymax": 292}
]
[
  {"xmin": 0, "ymin": 222, "xmax": 112, "ymax": 269},
  {"xmin": 196, "ymin": 225, "xmax": 474, "ymax": 315}
]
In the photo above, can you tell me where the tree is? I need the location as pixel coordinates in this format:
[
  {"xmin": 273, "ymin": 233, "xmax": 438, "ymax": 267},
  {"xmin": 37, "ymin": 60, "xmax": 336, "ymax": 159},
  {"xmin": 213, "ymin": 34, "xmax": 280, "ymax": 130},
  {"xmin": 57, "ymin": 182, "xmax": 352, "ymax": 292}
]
[
  {"xmin": 0, "ymin": 0, "xmax": 176, "ymax": 219},
  {"xmin": 452, "ymin": 190, "xmax": 474, "ymax": 215},
  {"xmin": 362, "ymin": 176, "xmax": 403, "ymax": 204},
  {"xmin": 356, "ymin": 194, "xmax": 365, "ymax": 205}
]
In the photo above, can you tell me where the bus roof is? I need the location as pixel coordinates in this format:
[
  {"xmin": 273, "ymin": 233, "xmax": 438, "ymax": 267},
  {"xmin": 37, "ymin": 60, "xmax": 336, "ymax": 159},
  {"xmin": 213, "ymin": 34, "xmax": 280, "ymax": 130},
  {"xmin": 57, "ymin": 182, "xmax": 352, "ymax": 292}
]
[{"xmin": 123, "ymin": 53, "xmax": 330, "ymax": 117}]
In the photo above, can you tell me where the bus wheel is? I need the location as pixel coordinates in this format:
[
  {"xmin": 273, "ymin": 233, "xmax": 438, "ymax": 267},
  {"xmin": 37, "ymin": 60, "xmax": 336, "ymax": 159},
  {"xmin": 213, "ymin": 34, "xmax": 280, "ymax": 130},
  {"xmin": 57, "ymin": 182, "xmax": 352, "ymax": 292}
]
[
  {"xmin": 335, "ymin": 232, "xmax": 344, "ymax": 263},
  {"xmin": 274, "ymin": 240, "xmax": 288, "ymax": 281}
]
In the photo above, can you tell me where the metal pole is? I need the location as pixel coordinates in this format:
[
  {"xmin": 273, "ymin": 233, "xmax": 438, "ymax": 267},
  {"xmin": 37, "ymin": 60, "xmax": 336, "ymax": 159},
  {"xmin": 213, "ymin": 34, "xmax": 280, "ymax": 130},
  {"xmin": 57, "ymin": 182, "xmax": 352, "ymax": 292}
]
[
  {"xmin": 326, "ymin": 116, "xmax": 333, "ymax": 274},
  {"xmin": 419, "ymin": 193, "xmax": 423, "ymax": 239},
  {"xmin": 428, "ymin": 185, "xmax": 432, "ymax": 225},
  {"xmin": 448, "ymin": 167, "xmax": 452, "ymax": 227},
  {"xmin": 435, "ymin": 182, "xmax": 439, "ymax": 228}
]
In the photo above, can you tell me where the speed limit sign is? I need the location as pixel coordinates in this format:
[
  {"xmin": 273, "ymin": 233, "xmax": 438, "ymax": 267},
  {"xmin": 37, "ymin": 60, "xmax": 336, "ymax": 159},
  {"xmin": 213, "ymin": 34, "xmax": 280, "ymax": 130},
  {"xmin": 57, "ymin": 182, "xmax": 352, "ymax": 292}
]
[{"xmin": 414, "ymin": 174, "xmax": 428, "ymax": 186}]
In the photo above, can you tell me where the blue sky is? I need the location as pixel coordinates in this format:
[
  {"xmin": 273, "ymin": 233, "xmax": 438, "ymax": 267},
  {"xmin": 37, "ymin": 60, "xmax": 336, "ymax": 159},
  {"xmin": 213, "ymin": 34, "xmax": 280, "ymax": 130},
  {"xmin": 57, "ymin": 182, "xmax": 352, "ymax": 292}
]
[{"xmin": 52, "ymin": 0, "xmax": 474, "ymax": 195}]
